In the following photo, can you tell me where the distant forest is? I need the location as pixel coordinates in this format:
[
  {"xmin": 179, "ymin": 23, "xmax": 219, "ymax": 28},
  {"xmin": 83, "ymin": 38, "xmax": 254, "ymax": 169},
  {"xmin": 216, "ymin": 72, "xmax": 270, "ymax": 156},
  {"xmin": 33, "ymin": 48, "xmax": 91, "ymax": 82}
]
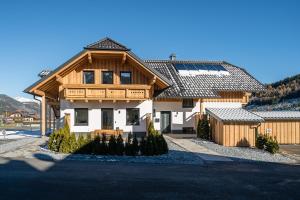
[{"xmin": 249, "ymin": 74, "xmax": 300, "ymax": 106}]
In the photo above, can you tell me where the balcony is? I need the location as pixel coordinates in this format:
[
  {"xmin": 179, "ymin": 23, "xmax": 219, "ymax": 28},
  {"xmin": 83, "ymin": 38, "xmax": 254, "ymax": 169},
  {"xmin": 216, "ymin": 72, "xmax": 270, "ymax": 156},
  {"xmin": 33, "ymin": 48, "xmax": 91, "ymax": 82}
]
[{"xmin": 62, "ymin": 84, "xmax": 151, "ymax": 101}]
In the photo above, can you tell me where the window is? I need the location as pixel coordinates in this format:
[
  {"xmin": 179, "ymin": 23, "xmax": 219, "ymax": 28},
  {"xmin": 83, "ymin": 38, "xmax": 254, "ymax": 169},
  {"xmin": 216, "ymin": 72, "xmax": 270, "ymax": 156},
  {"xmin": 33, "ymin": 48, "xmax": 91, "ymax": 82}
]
[
  {"xmin": 102, "ymin": 71, "xmax": 113, "ymax": 84},
  {"xmin": 126, "ymin": 108, "xmax": 140, "ymax": 125},
  {"xmin": 182, "ymin": 99, "xmax": 194, "ymax": 108},
  {"xmin": 83, "ymin": 71, "xmax": 95, "ymax": 84},
  {"xmin": 120, "ymin": 71, "xmax": 132, "ymax": 84},
  {"xmin": 74, "ymin": 108, "xmax": 88, "ymax": 126}
]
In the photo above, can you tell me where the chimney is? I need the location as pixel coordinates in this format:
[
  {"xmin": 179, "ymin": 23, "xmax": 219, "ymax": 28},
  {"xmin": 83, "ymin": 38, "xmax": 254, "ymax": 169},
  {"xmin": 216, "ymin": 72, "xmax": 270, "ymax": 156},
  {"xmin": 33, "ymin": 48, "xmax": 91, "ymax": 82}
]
[{"xmin": 169, "ymin": 53, "xmax": 176, "ymax": 61}]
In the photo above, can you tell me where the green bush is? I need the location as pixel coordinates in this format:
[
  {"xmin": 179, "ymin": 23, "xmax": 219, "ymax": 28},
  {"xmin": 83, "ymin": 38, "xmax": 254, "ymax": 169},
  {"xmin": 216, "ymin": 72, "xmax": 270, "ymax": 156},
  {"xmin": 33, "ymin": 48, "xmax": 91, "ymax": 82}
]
[
  {"xmin": 92, "ymin": 135, "xmax": 101, "ymax": 155},
  {"xmin": 76, "ymin": 134, "xmax": 86, "ymax": 154},
  {"xmin": 116, "ymin": 134, "xmax": 124, "ymax": 156},
  {"xmin": 139, "ymin": 136, "xmax": 147, "ymax": 156},
  {"xmin": 148, "ymin": 121, "xmax": 155, "ymax": 135},
  {"xmin": 108, "ymin": 135, "xmax": 117, "ymax": 155},
  {"xmin": 100, "ymin": 134, "xmax": 108, "ymax": 155},
  {"xmin": 197, "ymin": 118, "xmax": 210, "ymax": 140},
  {"xmin": 125, "ymin": 133, "xmax": 133, "ymax": 156},
  {"xmin": 131, "ymin": 134, "xmax": 139, "ymax": 156},
  {"xmin": 256, "ymin": 134, "xmax": 279, "ymax": 154},
  {"xmin": 69, "ymin": 133, "xmax": 77, "ymax": 153}
]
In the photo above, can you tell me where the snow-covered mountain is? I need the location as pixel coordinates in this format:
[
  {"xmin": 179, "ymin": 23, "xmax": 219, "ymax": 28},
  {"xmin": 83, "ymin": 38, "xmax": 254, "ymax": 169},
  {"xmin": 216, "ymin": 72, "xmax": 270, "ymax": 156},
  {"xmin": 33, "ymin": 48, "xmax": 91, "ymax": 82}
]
[{"xmin": 15, "ymin": 96, "xmax": 40, "ymax": 104}]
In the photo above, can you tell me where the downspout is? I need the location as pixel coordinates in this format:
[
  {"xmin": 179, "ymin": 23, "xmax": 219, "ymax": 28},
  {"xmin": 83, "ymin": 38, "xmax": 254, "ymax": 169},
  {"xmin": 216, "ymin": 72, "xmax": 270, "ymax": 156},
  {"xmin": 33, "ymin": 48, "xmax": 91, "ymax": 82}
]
[{"xmin": 34, "ymin": 95, "xmax": 42, "ymax": 137}]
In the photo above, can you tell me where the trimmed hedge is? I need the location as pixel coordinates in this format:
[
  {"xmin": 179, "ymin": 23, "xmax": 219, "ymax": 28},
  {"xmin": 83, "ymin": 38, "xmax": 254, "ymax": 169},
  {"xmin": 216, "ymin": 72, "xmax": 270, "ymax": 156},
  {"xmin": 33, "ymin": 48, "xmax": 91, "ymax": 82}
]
[
  {"xmin": 256, "ymin": 134, "xmax": 279, "ymax": 154},
  {"xmin": 48, "ymin": 124, "xmax": 168, "ymax": 156}
]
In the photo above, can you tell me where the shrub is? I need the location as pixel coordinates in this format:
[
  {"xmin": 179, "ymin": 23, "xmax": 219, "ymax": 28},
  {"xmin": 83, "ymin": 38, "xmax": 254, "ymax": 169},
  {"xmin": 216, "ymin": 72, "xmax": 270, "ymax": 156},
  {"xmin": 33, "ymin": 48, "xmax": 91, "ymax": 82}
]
[
  {"xmin": 69, "ymin": 133, "xmax": 77, "ymax": 153},
  {"xmin": 92, "ymin": 135, "xmax": 101, "ymax": 155},
  {"xmin": 100, "ymin": 134, "xmax": 108, "ymax": 155},
  {"xmin": 256, "ymin": 134, "xmax": 279, "ymax": 154},
  {"xmin": 116, "ymin": 134, "xmax": 124, "ymax": 156},
  {"xmin": 131, "ymin": 134, "xmax": 139, "ymax": 156},
  {"xmin": 197, "ymin": 118, "xmax": 210, "ymax": 140},
  {"xmin": 108, "ymin": 135, "xmax": 117, "ymax": 155},
  {"xmin": 125, "ymin": 133, "xmax": 133, "ymax": 156},
  {"xmin": 148, "ymin": 121, "xmax": 155, "ymax": 135},
  {"xmin": 265, "ymin": 136, "xmax": 279, "ymax": 154},
  {"xmin": 140, "ymin": 136, "xmax": 147, "ymax": 155},
  {"xmin": 76, "ymin": 134, "xmax": 86, "ymax": 154}
]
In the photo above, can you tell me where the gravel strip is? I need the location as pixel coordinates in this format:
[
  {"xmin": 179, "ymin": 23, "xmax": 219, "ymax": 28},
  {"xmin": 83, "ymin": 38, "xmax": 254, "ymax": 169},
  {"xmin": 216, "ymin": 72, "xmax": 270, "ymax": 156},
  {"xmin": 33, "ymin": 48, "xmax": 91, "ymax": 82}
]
[
  {"xmin": 0, "ymin": 137, "xmax": 38, "ymax": 154},
  {"xmin": 191, "ymin": 139, "xmax": 296, "ymax": 163},
  {"xmin": 36, "ymin": 137, "xmax": 203, "ymax": 165}
]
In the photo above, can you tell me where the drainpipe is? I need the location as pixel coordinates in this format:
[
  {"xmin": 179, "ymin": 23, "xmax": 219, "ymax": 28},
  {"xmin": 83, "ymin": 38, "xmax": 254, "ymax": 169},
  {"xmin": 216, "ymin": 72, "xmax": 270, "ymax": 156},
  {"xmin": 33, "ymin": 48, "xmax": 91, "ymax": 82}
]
[{"xmin": 34, "ymin": 95, "xmax": 42, "ymax": 137}]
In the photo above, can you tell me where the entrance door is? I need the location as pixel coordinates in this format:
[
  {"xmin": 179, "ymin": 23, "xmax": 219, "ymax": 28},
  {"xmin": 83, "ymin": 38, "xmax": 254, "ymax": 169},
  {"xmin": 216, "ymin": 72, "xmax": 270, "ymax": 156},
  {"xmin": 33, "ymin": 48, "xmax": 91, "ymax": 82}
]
[
  {"xmin": 102, "ymin": 108, "xmax": 114, "ymax": 130},
  {"xmin": 161, "ymin": 111, "xmax": 171, "ymax": 133}
]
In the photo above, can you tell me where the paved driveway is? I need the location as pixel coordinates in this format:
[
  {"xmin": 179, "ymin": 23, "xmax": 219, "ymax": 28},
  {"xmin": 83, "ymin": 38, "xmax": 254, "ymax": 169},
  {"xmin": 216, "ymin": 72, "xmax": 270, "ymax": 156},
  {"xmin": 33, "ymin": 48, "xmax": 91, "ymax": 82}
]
[{"xmin": 280, "ymin": 145, "xmax": 300, "ymax": 162}]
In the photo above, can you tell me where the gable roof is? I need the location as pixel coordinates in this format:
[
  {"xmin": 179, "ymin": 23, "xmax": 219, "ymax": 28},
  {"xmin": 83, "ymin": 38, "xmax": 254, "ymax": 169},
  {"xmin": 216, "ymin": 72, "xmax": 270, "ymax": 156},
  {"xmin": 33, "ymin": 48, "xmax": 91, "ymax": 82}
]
[
  {"xmin": 145, "ymin": 60, "xmax": 265, "ymax": 99},
  {"xmin": 84, "ymin": 37, "xmax": 130, "ymax": 51},
  {"xmin": 206, "ymin": 108, "xmax": 264, "ymax": 122}
]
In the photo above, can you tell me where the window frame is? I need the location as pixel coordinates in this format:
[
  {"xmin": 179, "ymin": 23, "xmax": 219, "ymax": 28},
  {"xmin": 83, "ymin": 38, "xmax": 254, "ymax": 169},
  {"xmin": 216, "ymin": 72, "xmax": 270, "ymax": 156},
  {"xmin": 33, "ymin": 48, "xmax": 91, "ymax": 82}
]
[
  {"xmin": 82, "ymin": 70, "xmax": 95, "ymax": 84},
  {"xmin": 126, "ymin": 108, "xmax": 140, "ymax": 126},
  {"xmin": 182, "ymin": 99, "xmax": 194, "ymax": 108},
  {"xmin": 102, "ymin": 71, "xmax": 114, "ymax": 84},
  {"xmin": 74, "ymin": 108, "xmax": 89, "ymax": 126},
  {"xmin": 120, "ymin": 71, "xmax": 132, "ymax": 84}
]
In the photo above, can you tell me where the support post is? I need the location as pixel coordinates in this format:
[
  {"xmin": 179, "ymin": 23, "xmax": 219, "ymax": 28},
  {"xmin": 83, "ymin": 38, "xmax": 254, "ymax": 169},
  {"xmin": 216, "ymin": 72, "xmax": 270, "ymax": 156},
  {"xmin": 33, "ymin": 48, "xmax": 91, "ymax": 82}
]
[{"xmin": 41, "ymin": 95, "xmax": 47, "ymax": 136}]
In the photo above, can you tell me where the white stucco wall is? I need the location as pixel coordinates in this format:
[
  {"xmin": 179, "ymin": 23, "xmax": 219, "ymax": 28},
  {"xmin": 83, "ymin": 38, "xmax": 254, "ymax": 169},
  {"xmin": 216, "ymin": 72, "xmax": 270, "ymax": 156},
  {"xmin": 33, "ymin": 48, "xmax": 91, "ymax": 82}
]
[
  {"xmin": 153, "ymin": 101, "xmax": 200, "ymax": 131},
  {"xmin": 201, "ymin": 102, "xmax": 242, "ymax": 113},
  {"xmin": 60, "ymin": 100, "xmax": 152, "ymax": 133}
]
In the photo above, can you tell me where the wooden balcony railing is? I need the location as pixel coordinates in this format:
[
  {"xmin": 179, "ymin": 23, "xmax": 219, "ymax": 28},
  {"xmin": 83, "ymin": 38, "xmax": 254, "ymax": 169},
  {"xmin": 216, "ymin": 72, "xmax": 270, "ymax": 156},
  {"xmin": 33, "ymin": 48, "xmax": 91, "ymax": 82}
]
[{"xmin": 62, "ymin": 84, "xmax": 151, "ymax": 101}]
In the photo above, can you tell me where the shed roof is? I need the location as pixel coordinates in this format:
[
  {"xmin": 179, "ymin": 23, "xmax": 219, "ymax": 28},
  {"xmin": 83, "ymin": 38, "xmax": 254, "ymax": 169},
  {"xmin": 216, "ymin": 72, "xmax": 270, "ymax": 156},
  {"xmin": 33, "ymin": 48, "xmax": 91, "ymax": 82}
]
[
  {"xmin": 206, "ymin": 108, "xmax": 264, "ymax": 122},
  {"xmin": 253, "ymin": 111, "xmax": 300, "ymax": 120}
]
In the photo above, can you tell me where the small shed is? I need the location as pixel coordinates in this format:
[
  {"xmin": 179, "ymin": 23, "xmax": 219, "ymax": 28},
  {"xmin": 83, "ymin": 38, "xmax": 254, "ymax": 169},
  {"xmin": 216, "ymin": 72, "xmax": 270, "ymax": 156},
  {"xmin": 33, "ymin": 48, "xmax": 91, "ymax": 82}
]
[
  {"xmin": 206, "ymin": 108, "xmax": 264, "ymax": 147},
  {"xmin": 254, "ymin": 111, "xmax": 300, "ymax": 144}
]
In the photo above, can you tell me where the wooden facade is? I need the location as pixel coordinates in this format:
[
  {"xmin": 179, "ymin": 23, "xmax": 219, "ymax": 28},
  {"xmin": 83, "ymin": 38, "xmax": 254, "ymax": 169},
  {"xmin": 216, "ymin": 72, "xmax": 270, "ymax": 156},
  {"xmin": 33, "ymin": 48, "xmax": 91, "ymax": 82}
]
[
  {"xmin": 210, "ymin": 117, "xmax": 257, "ymax": 147},
  {"xmin": 258, "ymin": 120, "xmax": 300, "ymax": 144},
  {"xmin": 202, "ymin": 91, "xmax": 250, "ymax": 104}
]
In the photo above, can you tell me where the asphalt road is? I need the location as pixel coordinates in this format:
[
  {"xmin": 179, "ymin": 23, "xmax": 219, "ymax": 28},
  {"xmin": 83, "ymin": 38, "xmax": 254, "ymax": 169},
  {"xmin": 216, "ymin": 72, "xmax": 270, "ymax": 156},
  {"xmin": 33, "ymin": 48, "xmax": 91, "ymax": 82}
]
[{"xmin": 0, "ymin": 157, "xmax": 299, "ymax": 200}]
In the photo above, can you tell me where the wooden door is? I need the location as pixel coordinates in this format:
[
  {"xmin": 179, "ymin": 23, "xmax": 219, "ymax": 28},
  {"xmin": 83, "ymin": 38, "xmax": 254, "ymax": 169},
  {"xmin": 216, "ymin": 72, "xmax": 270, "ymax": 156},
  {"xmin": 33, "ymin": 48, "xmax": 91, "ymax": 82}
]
[{"xmin": 101, "ymin": 108, "xmax": 114, "ymax": 130}]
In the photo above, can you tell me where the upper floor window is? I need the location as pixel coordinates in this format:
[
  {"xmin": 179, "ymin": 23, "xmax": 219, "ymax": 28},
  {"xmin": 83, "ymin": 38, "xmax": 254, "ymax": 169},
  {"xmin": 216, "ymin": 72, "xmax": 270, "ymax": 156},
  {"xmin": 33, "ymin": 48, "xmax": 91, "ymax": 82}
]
[
  {"xmin": 120, "ymin": 71, "xmax": 132, "ymax": 84},
  {"xmin": 83, "ymin": 71, "xmax": 95, "ymax": 84},
  {"xmin": 182, "ymin": 99, "xmax": 194, "ymax": 108},
  {"xmin": 74, "ymin": 108, "xmax": 88, "ymax": 126},
  {"xmin": 102, "ymin": 71, "xmax": 113, "ymax": 84}
]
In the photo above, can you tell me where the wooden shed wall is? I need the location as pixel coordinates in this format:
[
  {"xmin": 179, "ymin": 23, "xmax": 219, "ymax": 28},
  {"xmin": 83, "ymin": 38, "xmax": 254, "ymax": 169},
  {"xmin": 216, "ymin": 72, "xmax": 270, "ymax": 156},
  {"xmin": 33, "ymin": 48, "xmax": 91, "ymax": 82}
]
[
  {"xmin": 258, "ymin": 120, "xmax": 300, "ymax": 144},
  {"xmin": 210, "ymin": 117, "xmax": 257, "ymax": 147}
]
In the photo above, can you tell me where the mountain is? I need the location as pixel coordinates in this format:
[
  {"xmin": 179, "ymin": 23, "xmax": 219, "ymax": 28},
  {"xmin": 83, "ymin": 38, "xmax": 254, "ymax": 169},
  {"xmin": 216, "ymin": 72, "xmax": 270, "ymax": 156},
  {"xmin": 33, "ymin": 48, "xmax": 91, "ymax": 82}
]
[
  {"xmin": 0, "ymin": 94, "xmax": 40, "ymax": 115},
  {"xmin": 15, "ymin": 96, "xmax": 39, "ymax": 104},
  {"xmin": 247, "ymin": 74, "xmax": 300, "ymax": 111}
]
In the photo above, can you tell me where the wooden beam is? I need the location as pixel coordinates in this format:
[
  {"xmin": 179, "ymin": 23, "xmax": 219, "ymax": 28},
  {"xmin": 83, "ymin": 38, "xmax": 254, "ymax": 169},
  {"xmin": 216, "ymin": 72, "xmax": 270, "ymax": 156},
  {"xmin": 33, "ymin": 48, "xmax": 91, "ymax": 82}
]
[
  {"xmin": 149, "ymin": 76, "xmax": 157, "ymax": 85},
  {"xmin": 88, "ymin": 52, "xmax": 92, "ymax": 64},
  {"xmin": 121, "ymin": 53, "xmax": 126, "ymax": 65},
  {"xmin": 99, "ymin": 99, "xmax": 102, "ymax": 103},
  {"xmin": 56, "ymin": 75, "xmax": 63, "ymax": 85}
]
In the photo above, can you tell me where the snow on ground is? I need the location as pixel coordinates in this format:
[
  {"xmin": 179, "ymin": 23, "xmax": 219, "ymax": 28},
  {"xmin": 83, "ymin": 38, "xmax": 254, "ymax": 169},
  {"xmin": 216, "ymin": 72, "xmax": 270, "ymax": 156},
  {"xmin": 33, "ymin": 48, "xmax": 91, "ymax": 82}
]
[{"xmin": 0, "ymin": 130, "xmax": 40, "ymax": 140}]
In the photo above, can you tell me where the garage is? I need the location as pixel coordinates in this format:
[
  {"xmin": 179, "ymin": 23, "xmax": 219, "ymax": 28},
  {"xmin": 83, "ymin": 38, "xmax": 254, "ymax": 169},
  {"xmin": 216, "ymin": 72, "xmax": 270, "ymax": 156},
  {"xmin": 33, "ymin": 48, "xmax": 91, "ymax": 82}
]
[
  {"xmin": 254, "ymin": 111, "xmax": 300, "ymax": 144},
  {"xmin": 206, "ymin": 108, "xmax": 300, "ymax": 147}
]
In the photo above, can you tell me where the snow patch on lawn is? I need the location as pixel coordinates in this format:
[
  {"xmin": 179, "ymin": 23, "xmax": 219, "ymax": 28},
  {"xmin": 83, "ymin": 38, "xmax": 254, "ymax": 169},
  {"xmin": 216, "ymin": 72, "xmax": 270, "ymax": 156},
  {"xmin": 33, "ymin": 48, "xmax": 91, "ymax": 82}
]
[{"xmin": 0, "ymin": 130, "xmax": 40, "ymax": 140}]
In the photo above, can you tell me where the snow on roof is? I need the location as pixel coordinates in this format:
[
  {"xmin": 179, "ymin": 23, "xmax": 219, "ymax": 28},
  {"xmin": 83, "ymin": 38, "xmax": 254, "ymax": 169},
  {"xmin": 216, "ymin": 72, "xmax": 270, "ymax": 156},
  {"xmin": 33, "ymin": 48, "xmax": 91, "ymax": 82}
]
[
  {"xmin": 206, "ymin": 108, "xmax": 264, "ymax": 122},
  {"xmin": 253, "ymin": 111, "xmax": 300, "ymax": 120}
]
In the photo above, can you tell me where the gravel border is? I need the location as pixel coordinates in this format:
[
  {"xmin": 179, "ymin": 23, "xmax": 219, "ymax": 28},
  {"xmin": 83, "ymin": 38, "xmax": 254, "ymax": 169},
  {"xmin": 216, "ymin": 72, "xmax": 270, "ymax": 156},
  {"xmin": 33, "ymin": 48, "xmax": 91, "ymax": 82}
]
[
  {"xmin": 191, "ymin": 139, "xmax": 296, "ymax": 163},
  {"xmin": 0, "ymin": 137, "xmax": 38, "ymax": 154},
  {"xmin": 36, "ymin": 138, "xmax": 203, "ymax": 165}
]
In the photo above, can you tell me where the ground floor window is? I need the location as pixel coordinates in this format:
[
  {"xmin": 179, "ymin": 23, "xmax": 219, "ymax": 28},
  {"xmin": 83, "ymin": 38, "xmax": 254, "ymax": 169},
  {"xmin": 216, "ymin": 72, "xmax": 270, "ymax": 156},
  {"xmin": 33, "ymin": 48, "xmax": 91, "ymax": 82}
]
[
  {"xmin": 74, "ymin": 108, "xmax": 88, "ymax": 126},
  {"xmin": 126, "ymin": 108, "xmax": 140, "ymax": 125}
]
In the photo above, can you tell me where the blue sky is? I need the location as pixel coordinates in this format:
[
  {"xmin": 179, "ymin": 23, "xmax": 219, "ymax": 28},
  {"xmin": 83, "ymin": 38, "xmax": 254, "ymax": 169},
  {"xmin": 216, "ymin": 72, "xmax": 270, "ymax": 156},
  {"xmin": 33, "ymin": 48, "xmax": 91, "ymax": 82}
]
[{"xmin": 0, "ymin": 0, "xmax": 299, "ymax": 98}]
